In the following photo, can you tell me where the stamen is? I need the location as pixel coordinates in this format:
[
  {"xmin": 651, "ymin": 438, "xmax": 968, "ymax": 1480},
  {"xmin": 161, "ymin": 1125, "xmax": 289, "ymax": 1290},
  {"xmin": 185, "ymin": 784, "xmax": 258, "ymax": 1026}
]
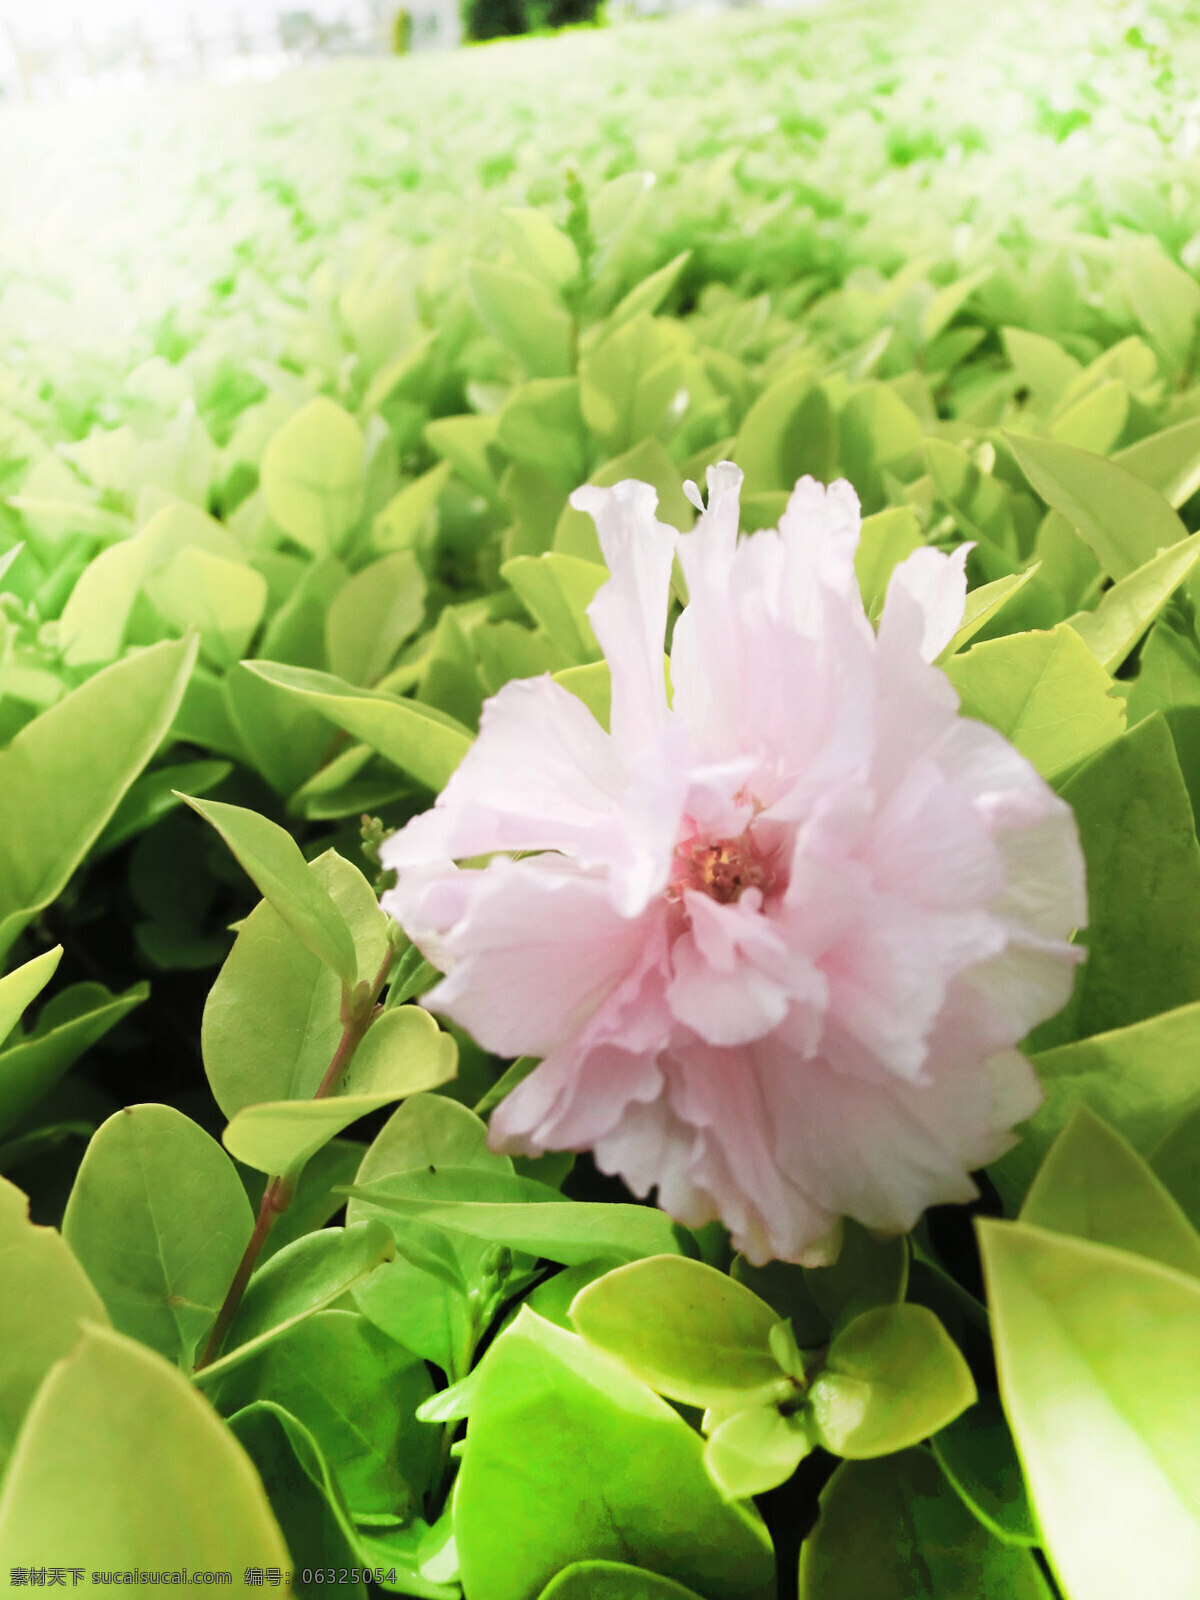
[{"xmin": 670, "ymin": 830, "xmax": 773, "ymax": 904}]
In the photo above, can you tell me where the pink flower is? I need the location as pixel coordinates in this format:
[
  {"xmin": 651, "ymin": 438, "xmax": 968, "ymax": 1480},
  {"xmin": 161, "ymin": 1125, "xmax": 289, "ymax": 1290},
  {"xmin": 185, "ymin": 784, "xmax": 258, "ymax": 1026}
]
[{"xmin": 381, "ymin": 466, "xmax": 1086, "ymax": 1265}]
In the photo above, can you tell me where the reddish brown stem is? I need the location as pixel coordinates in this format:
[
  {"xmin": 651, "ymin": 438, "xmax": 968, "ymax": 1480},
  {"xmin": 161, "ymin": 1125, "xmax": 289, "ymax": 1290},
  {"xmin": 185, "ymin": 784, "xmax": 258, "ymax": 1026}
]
[{"xmin": 193, "ymin": 942, "xmax": 397, "ymax": 1373}]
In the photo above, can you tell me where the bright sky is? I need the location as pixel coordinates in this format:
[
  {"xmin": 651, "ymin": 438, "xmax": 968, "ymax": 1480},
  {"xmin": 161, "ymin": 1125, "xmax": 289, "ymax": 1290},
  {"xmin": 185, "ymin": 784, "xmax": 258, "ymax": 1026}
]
[{"xmin": 0, "ymin": 0, "xmax": 358, "ymax": 49}]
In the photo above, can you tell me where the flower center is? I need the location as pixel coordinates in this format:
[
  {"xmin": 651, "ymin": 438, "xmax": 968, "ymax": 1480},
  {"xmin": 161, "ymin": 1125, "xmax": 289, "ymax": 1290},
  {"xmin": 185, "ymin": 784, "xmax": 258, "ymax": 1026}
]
[{"xmin": 671, "ymin": 830, "xmax": 774, "ymax": 905}]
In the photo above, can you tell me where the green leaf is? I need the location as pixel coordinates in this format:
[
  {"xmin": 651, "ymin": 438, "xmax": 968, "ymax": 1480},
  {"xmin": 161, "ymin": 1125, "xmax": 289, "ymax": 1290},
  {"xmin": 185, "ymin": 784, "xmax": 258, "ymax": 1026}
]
[
  {"xmin": 0, "ymin": 979, "xmax": 148, "ymax": 1141},
  {"xmin": 62, "ymin": 1103, "xmax": 253, "ymax": 1370},
  {"xmin": 325, "ymin": 550, "xmax": 427, "ymax": 687},
  {"xmin": 261, "ymin": 395, "xmax": 365, "ymax": 556},
  {"xmin": 704, "ymin": 1405, "xmax": 812, "ymax": 1501},
  {"xmin": 979, "ymin": 1220, "xmax": 1200, "ymax": 1598},
  {"xmin": 944, "ymin": 623, "xmax": 1124, "ymax": 781},
  {"xmin": 0, "ymin": 1323, "xmax": 289, "ymax": 1568},
  {"xmin": 570, "ymin": 1255, "xmax": 784, "ymax": 1408},
  {"xmin": 996, "ymin": 1000, "xmax": 1200, "ymax": 1211},
  {"xmin": 0, "ymin": 1175, "xmax": 109, "ymax": 1470},
  {"xmin": 853, "ymin": 507, "xmax": 922, "ymax": 620},
  {"xmin": 213, "ymin": 1309, "xmax": 436, "ymax": 1520},
  {"xmin": 228, "ymin": 1403, "xmax": 368, "ymax": 1595},
  {"xmin": 350, "ymin": 1188, "xmax": 684, "ymax": 1266},
  {"xmin": 1020, "ymin": 1104, "xmax": 1200, "ymax": 1279},
  {"xmin": 0, "ymin": 946, "xmax": 61, "ymax": 1045},
  {"xmin": 1123, "ymin": 241, "xmax": 1200, "ymax": 372},
  {"xmin": 339, "ymin": 1005, "xmax": 458, "ymax": 1097},
  {"xmin": 224, "ymin": 1094, "xmax": 421, "ymax": 1178},
  {"xmin": 468, "ymin": 261, "xmax": 573, "ymax": 378},
  {"xmin": 496, "ymin": 378, "xmax": 587, "ymax": 483},
  {"xmin": 1113, "ymin": 416, "xmax": 1200, "ymax": 508},
  {"xmin": 373, "ymin": 461, "xmax": 452, "ymax": 552},
  {"xmin": 0, "ymin": 636, "xmax": 197, "ymax": 964},
  {"xmin": 196, "ymin": 1220, "xmax": 396, "ymax": 1383},
  {"xmin": 932, "ymin": 1390, "xmax": 1039, "ymax": 1546},
  {"xmin": 807, "ymin": 1304, "xmax": 975, "ymax": 1459},
  {"xmin": 1007, "ymin": 432, "xmax": 1188, "ymax": 580},
  {"xmin": 202, "ymin": 849, "xmax": 389, "ymax": 1118},
  {"xmin": 182, "ymin": 795, "xmax": 359, "ymax": 989},
  {"xmin": 1150, "ymin": 1104, "xmax": 1200, "ymax": 1234},
  {"xmin": 455, "ymin": 1308, "xmax": 775, "ymax": 1600},
  {"xmin": 1004, "ymin": 326, "xmax": 1082, "ymax": 411},
  {"xmin": 554, "ymin": 437, "xmax": 694, "ymax": 562},
  {"xmin": 501, "ymin": 551, "xmax": 605, "ymax": 663},
  {"xmin": 144, "ymin": 544, "xmax": 268, "ymax": 668},
  {"xmin": 501, "ymin": 207, "xmax": 581, "ymax": 291},
  {"xmin": 244, "ymin": 660, "xmax": 473, "ymax": 793},
  {"xmin": 552, "ymin": 659, "xmax": 611, "ymax": 730},
  {"xmin": 91, "ymin": 758, "xmax": 231, "ymax": 857},
  {"xmin": 1041, "ymin": 715, "xmax": 1200, "ymax": 1045},
  {"xmin": 348, "ymin": 1094, "xmax": 513, "ymax": 1378},
  {"xmin": 799, "ymin": 1451, "xmax": 1051, "ymax": 1600},
  {"xmin": 1069, "ymin": 533, "xmax": 1200, "ymax": 672},
  {"xmin": 256, "ymin": 1138, "xmax": 366, "ymax": 1263},
  {"xmin": 734, "ymin": 366, "xmax": 837, "ymax": 495},
  {"xmin": 538, "ymin": 1564, "xmax": 706, "ymax": 1600},
  {"xmin": 424, "ymin": 414, "xmax": 502, "ymax": 506},
  {"xmin": 935, "ymin": 567, "xmax": 1041, "ymax": 661},
  {"xmin": 802, "ymin": 1220, "xmax": 908, "ymax": 1334}
]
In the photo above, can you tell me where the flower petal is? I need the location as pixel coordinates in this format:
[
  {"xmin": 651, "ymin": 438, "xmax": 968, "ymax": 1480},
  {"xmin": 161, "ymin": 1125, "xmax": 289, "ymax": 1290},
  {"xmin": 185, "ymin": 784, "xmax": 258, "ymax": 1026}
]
[{"xmin": 574, "ymin": 479, "xmax": 678, "ymax": 755}]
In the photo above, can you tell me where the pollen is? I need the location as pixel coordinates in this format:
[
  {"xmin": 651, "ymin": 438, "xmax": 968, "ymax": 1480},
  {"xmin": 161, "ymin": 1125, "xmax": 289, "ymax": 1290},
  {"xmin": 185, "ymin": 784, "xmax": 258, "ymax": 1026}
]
[{"xmin": 671, "ymin": 832, "xmax": 773, "ymax": 904}]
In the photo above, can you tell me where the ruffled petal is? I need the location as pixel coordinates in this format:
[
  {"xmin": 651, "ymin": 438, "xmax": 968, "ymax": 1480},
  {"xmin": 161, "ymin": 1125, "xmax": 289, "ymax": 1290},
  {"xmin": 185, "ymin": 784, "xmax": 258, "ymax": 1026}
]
[
  {"xmin": 574, "ymin": 479, "xmax": 678, "ymax": 755},
  {"xmin": 381, "ymin": 674, "xmax": 622, "ymax": 871},
  {"xmin": 393, "ymin": 857, "xmax": 652, "ymax": 1058}
]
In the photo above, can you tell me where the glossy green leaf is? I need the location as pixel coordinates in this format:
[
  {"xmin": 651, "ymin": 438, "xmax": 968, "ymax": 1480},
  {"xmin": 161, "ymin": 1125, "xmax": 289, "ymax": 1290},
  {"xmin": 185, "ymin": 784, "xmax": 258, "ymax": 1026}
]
[
  {"xmin": 468, "ymin": 261, "xmax": 573, "ymax": 379},
  {"xmin": 0, "ymin": 1175, "xmax": 109, "ymax": 1470},
  {"xmin": 373, "ymin": 461, "xmax": 452, "ymax": 552},
  {"xmin": 1042, "ymin": 715, "xmax": 1200, "ymax": 1044},
  {"xmin": 0, "ymin": 978, "xmax": 148, "ymax": 1141},
  {"xmin": 703, "ymin": 1405, "xmax": 812, "ymax": 1501},
  {"xmin": 979, "ymin": 1220, "xmax": 1200, "ymax": 1599},
  {"xmin": 0, "ymin": 635, "xmax": 197, "ymax": 964},
  {"xmin": 1150, "ymin": 1104, "xmax": 1200, "ymax": 1234},
  {"xmin": 455, "ymin": 1308, "xmax": 775, "ymax": 1600},
  {"xmin": 570, "ymin": 1255, "xmax": 784, "ymax": 1408},
  {"xmin": 0, "ymin": 1324, "xmax": 288, "ymax": 1567},
  {"xmin": 0, "ymin": 946, "xmax": 61, "ymax": 1045},
  {"xmin": 1020, "ymin": 1104, "xmax": 1200, "ymax": 1279},
  {"xmin": 228, "ymin": 1403, "xmax": 367, "ymax": 1596},
  {"xmin": 853, "ymin": 506, "xmax": 923, "ymax": 620},
  {"xmin": 1007, "ymin": 432, "xmax": 1188, "ymax": 580},
  {"xmin": 261, "ymin": 395, "xmax": 365, "ymax": 556},
  {"xmin": 538, "ymin": 1564, "xmax": 705, "ymax": 1600},
  {"xmin": 807, "ymin": 1304, "xmax": 975, "ymax": 1459},
  {"xmin": 62, "ymin": 1103, "xmax": 253, "ymax": 1369},
  {"xmin": 799, "ymin": 1451, "xmax": 1051, "ymax": 1600},
  {"xmin": 244, "ymin": 660, "xmax": 473, "ymax": 792},
  {"xmin": 325, "ymin": 550, "xmax": 427, "ymax": 687},
  {"xmin": 183, "ymin": 795, "xmax": 359, "ymax": 987},
  {"xmin": 145, "ymin": 544, "xmax": 268, "ymax": 668},
  {"xmin": 225, "ymin": 1093, "xmax": 417, "ymax": 1178},
  {"xmin": 1069, "ymin": 533, "xmax": 1200, "ymax": 672},
  {"xmin": 932, "ymin": 1390, "xmax": 1038, "ymax": 1546},
  {"xmin": 935, "ymin": 567, "xmax": 1040, "ymax": 660},
  {"xmin": 735, "ymin": 366, "xmax": 836, "ymax": 495},
  {"xmin": 202, "ymin": 849, "xmax": 389, "ymax": 1118},
  {"xmin": 944, "ymin": 623, "xmax": 1124, "ymax": 780},
  {"xmin": 501, "ymin": 207, "xmax": 581, "ymax": 291},
  {"xmin": 996, "ymin": 999, "xmax": 1200, "ymax": 1210},
  {"xmin": 214, "ymin": 1309, "xmax": 436, "ymax": 1520},
  {"xmin": 501, "ymin": 551, "xmax": 605, "ymax": 663},
  {"xmin": 1113, "ymin": 415, "xmax": 1200, "ymax": 508},
  {"xmin": 198, "ymin": 1220, "xmax": 396, "ymax": 1382},
  {"xmin": 1123, "ymin": 242, "xmax": 1200, "ymax": 372},
  {"xmin": 348, "ymin": 1095, "xmax": 513, "ymax": 1377},
  {"xmin": 351, "ymin": 1188, "xmax": 684, "ymax": 1266},
  {"xmin": 802, "ymin": 1220, "xmax": 908, "ymax": 1333},
  {"xmin": 91, "ymin": 757, "xmax": 231, "ymax": 856}
]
